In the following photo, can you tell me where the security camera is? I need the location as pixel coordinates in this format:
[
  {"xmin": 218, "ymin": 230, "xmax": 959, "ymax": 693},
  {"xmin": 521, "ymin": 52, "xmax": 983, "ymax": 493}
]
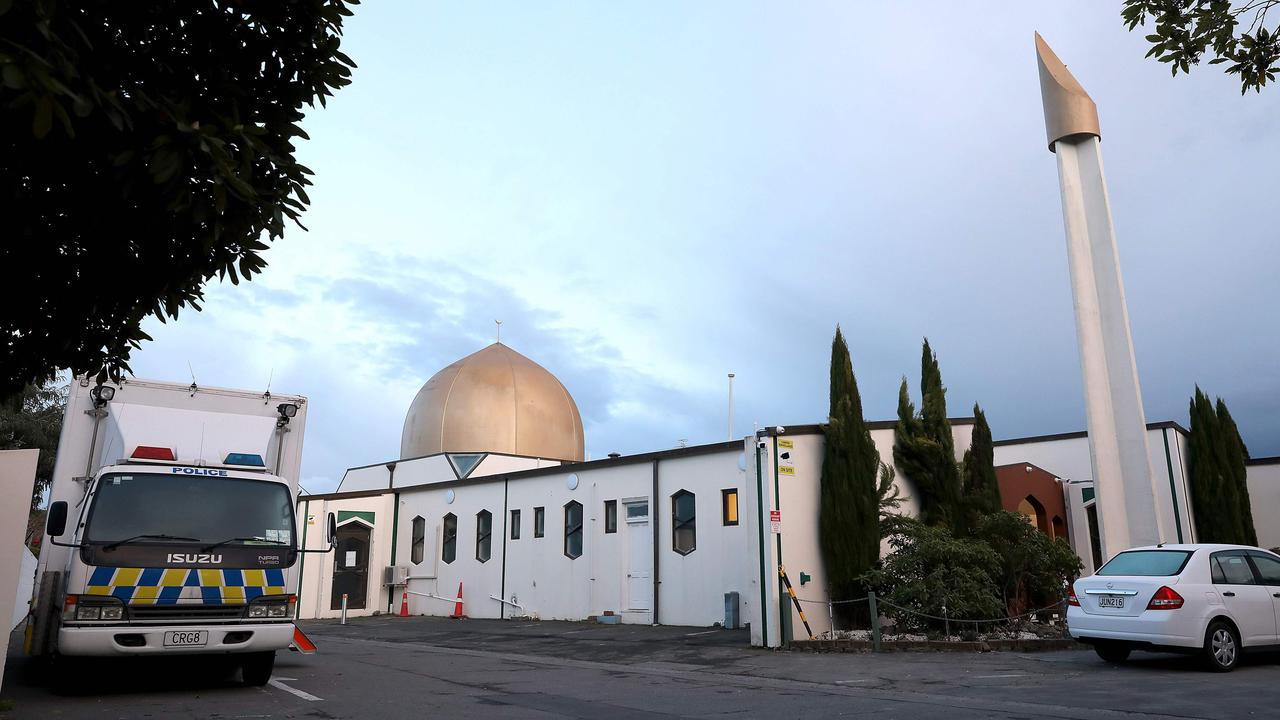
[
  {"xmin": 756, "ymin": 440, "xmax": 768, "ymax": 449},
  {"xmin": 775, "ymin": 426, "xmax": 786, "ymax": 434}
]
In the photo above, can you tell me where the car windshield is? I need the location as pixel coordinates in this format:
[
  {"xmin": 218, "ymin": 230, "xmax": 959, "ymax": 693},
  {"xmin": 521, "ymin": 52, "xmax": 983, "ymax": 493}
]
[
  {"xmin": 1097, "ymin": 550, "xmax": 1192, "ymax": 576},
  {"xmin": 83, "ymin": 473, "xmax": 294, "ymax": 546}
]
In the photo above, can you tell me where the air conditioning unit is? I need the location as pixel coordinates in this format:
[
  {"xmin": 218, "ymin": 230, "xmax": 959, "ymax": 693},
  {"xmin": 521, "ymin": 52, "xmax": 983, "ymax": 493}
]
[{"xmin": 383, "ymin": 565, "xmax": 409, "ymax": 586}]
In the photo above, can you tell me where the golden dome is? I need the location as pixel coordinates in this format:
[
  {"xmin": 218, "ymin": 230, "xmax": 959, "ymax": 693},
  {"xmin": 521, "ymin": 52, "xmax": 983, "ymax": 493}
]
[{"xmin": 400, "ymin": 343, "xmax": 585, "ymax": 461}]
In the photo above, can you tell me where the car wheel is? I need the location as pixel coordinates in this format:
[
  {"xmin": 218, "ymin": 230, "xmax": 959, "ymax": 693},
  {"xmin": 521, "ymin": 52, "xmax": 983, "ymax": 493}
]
[
  {"xmin": 1093, "ymin": 642, "xmax": 1131, "ymax": 664},
  {"xmin": 1204, "ymin": 621, "xmax": 1240, "ymax": 672},
  {"xmin": 241, "ymin": 651, "xmax": 276, "ymax": 686}
]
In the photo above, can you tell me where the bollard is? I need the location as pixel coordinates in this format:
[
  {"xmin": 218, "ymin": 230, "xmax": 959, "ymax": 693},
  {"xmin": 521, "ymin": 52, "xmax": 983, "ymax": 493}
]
[
  {"xmin": 340, "ymin": 593, "xmax": 348, "ymax": 625},
  {"xmin": 828, "ymin": 601, "xmax": 834, "ymax": 640},
  {"xmin": 943, "ymin": 605, "xmax": 949, "ymax": 639},
  {"xmin": 868, "ymin": 591, "xmax": 881, "ymax": 653}
]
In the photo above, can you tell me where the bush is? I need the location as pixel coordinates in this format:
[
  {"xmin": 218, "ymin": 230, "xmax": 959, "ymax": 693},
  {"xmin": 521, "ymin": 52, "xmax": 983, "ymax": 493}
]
[
  {"xmin": 864, "ymin": 517, "xmax": 1004, "ymax": 631},
  {"xmin": 974, "ymin": 511, "xmax": 1082, "ymax": 616}
]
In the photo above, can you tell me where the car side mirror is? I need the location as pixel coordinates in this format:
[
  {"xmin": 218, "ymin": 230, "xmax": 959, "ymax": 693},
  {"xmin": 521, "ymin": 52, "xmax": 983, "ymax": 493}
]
[
  {"xmin": 326, "ymin": 512, "xmax": 337, "ymax": 548},
  {"xmin": 46, "ymin": 501, "xmax": 68, "ymax": 537}
]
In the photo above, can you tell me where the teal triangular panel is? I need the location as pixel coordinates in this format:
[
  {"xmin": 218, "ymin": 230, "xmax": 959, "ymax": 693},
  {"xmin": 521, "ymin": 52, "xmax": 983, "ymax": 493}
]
[{"xmin": 448, "ymin": 453, "xmax": 486, "ymax": 478}]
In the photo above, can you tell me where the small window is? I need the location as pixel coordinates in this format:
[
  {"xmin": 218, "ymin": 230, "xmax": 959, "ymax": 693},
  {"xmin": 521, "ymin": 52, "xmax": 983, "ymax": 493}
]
[
  {"xmin": 442, "ymin": 513, "xmax": 457, "ymax": 564},
  {"xmin": 626, "ymin": 502, "xmax": 648, "ymax": 521},
  {"xmin": 411, "ymin": 516, "xmax": 425, "ymax": 564},
  {"xmin": 534, "ymin": 506, "xmax": 545, "ymax": 538},
  {"xmin": 476, "ymin": 510, "xmax": 492, "ymax": 563},
  {"xmin": 564, "ymin": 501, "xmax": 583, "ymax": 559},
  {"xmin": 672, "ymin": 490, "xmax": 696, "ymax": 555},
  {"xmin": 1211, "ymin": 551, "xmax": 1255, "ymax": 585},
  {"xmin": 721, "ymin": 489, "xmax": 739, "ymax": 526},
  {"xmin": 510, "ymin": 509, "xmax": 521, "ymax": 540},
  {"xmin": 604, "ymin": 500, "xmax": 617, "ymax": 534}
]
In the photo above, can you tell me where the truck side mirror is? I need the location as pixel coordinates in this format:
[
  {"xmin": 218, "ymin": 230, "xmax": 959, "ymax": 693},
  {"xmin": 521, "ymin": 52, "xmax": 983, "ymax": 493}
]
[
  {"xmin": 326, "ymin": 512, "xmax": 337, "ymax": 548},
  {"xmin": 46, "ymin": 501, "xmax": 68, "ymax": 537}
]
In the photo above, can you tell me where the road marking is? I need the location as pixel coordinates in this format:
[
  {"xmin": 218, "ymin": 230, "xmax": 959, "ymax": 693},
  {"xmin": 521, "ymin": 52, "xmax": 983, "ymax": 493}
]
[
  {"xmin": 268, "ymin": 678, "xmax": 323, "ymax": 701},
  {"xmin": 684, "ymin": 630, "xmax": 718, "ymax": 637},
  {"xmin": 835, "ymin": 679, "xmax": 873, "ymax": 684},
  {"xmin": 973, "ymin": 673, "xmax": 1027, "ymax": 679}
]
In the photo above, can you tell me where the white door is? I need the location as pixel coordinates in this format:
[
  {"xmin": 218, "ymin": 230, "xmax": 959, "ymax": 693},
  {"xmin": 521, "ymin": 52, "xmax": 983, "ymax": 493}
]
[
  {"xmin": 1210, "ymin": 551, "xmax": 1277, "ymax": 645},
  {"xmin": 625, "ymin": 501, "xmax": 651, "ymax": 611}
]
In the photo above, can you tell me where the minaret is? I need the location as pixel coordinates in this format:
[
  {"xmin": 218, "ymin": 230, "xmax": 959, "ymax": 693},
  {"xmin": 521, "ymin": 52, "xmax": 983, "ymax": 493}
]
[{"xmin": 1035, "ymin": 33, "xmax": 1167, "ymax": 555}]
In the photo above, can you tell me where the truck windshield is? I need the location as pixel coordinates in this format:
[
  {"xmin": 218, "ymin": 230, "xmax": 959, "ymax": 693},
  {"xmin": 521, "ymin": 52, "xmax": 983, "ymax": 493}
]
[{"xmin": 84, "ymin": 473, "xmax": 294, "ymax": 547}]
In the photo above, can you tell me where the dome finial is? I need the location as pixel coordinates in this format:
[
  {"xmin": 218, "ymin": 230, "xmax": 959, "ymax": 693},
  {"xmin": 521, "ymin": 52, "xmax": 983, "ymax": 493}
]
[{"xmin": 495, "ymin": 319, "xmax": 502, "ymax": 345}]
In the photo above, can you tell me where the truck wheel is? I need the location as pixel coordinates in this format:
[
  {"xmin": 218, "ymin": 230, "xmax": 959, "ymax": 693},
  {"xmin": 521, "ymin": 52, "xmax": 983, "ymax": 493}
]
[{"xmin": 241, "ymin": 651, "xmax": 276, "ymax": 686}]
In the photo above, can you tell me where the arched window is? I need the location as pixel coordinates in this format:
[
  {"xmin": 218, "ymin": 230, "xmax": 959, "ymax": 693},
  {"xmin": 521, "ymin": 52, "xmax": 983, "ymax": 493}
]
[
  {"xmin": 564, "ymin": 501, "xmax": 583, "ymax": 559},
  {"xmin": 442, "ymin": 513, "xmax": 457, "ymax": 564},
  {"xmin": 672, "ymin": 490, "xmax": 696, "ymax": 555},
  {"xmin": 1051, "ymin": 515, "xmax": 1066, "ymax": 540},
  {"xmin": 1017, "ymin": 495, "xmax": 1048, "ymax": 534},
  {"xmin": 411, "ymin": 516, "xmax": 425, "ymax": 565},
  {"xmin": 476, "ymin": 510, "xmax": 492, "ymax": 562}
]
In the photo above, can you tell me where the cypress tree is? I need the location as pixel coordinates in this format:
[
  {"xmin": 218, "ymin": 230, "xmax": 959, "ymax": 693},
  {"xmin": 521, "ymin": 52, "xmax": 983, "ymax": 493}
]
[
  {"xmin": 1188, "ymin": 388, "xmax": 1257, "ymax": 545},
  {"xmin": 961, "ymin": 404, "xmax": 1003, "ymax": 525},
  {"xmin": 1217, "ymin": 398, "xmax": 1258, "ymax": 546},
  {"xmin": 819, "ymin": 327, "xmax": 881, "ymax": 614},
  {"xmin": 893, "ymin": 339, "xmax": 963, "ymax": 529}
]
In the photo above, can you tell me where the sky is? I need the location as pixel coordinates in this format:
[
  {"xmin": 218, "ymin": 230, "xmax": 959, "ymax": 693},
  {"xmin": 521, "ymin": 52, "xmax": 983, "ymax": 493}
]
[{"xmin": 127, "ymin": 2, "xmax": 1280, "ymax": 494}]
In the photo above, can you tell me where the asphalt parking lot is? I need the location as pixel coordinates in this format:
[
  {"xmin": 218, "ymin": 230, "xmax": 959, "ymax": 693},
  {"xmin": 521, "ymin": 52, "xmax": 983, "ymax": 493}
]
[{"xmin": 4, "ymin": 616, "xmax": 1279, "ymax": 719}]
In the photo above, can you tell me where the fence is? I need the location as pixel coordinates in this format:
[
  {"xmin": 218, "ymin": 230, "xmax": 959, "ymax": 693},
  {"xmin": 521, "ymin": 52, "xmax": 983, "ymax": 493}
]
[{"xmin": 797, "ymin": 593, "xmax": 1070, "ymax": 648}]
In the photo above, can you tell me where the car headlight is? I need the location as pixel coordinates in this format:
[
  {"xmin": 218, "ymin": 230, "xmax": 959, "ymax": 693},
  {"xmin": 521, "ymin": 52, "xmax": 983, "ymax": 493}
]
[
  {"xmin": 100, "ymin": 606, "xmax": 124, "ymax": 620},
  {"xmin": 75, "ymin": 606, "xmax": 101, "ymax": 621}
]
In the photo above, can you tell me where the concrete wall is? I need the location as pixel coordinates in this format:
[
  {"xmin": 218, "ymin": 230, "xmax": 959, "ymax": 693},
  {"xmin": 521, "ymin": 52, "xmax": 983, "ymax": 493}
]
[{"xmin": 1247, "ymin": 459, "xmax": 1280, "ymax": 551}]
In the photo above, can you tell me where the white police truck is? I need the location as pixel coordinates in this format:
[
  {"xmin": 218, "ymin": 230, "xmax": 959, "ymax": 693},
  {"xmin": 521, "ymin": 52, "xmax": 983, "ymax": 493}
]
[{"xmin": 30, "ymin": 377, "xmax": 334, "ymax": 686}]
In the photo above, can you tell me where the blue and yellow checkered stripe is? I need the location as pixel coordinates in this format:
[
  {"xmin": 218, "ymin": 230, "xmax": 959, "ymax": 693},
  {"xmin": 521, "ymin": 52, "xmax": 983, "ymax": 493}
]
[{"xmin": 85, "ymin": 567, "xmax": 286, "ymax": 605}]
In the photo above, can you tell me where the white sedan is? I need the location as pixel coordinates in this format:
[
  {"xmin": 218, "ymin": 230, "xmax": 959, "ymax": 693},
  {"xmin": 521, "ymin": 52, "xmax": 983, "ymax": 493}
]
[{"xmin": 1067, "ymin": 543, "xmax": 1280, "ymax": 671}]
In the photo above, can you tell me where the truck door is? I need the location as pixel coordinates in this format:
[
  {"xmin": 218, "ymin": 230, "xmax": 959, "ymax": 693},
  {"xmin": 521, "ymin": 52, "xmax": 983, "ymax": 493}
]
[{"xmin": 331, "ymin": 521, "xmax": 371, "ymax": 610}]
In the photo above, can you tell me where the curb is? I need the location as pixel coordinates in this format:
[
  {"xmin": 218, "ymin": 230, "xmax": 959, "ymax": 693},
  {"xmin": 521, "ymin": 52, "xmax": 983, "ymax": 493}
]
[{"xmin": 789, "ymin": 638, "xmax": 1080, "ymax": 653}]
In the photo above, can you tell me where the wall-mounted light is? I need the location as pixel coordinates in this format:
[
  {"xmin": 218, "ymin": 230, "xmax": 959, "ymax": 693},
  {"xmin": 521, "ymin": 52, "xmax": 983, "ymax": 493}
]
[
  {"xmin": 90, "ymin": 385, "xmax": 115, "ymax": 409},
  {"xmin": 276, "ymin": 402, "xmax": 298, "ymax": 428}
]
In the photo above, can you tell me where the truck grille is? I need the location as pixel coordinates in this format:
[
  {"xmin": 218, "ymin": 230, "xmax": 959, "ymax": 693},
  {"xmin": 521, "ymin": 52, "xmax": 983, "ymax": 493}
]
[{"xmin": 128, "ymin": 605, "xmax": 246, "ymax": 622}]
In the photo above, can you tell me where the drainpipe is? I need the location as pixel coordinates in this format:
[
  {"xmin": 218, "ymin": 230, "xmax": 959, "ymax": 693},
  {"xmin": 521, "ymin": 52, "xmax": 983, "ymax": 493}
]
[
  {"xmin": 753, "ymin": 434, "xmax": 769, "ymax": 648},
  {"xmin": 771, "ymin": 433, "xmax": 787, "ymax": 645},
  {"xmin": 388, "ymin": 483, "xmax": 400, "ymax": 614},
  {"xmin": 651, "ymin": 459, "xmax": 660, "ymax": 626},
  {"xmin": 500, "ymin": 478, "xmax": 509, "ymax": 620}
]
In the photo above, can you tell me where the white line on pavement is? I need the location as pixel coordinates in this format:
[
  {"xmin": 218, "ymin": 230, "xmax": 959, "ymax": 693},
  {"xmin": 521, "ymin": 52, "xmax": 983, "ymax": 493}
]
[
  {"xmin": 835, "ymin": 679, "xmax": 873, "ymax": 684},
  {"xmin": 684, "ymin": 630, "xmax": 718, "ymax": 637},
  {"xmin": 268, "ymin": 678, "xmax": 323, "ymax": 701},
  {"xmin": 973, "ymin": 674, "xmax": 1027, "ymax": 679}
]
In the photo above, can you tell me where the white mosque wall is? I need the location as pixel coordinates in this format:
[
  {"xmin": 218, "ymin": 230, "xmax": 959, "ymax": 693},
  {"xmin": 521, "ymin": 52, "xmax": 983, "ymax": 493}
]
[
  {"xmin": 295, "ymin": 493, "xmax": 396, "ymax": 620},
  {"xmin": 1247, "ymin": 460, "xmax": 1280, "ymax": 551},
  {"xmin": 655, "ymin": 449, "xmax": 751, "ymax": 627},
  {"xmin": 472, "ymin": 454, "xmax": 560, "ymax": 478},
  {"xmin": 992, "ymin": 425, "xmax": 1196, "ymax": 548},
  {"xmin": 335, "ymin": 464, "xmax": 389, "ymax": 493},
  {"xmin": 391, "ymin": 454, "xmax": 456, "ymax": 489}
]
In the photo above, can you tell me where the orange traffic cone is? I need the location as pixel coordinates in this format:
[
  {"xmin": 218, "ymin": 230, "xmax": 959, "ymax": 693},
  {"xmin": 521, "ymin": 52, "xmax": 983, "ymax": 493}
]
[
  {"xmin": 399, "ymin": 590, "xmax": 409, "ymax": 617},
  {"xmin": 450, "ymin": 582, "xmax": 465, "ymax": 619}
]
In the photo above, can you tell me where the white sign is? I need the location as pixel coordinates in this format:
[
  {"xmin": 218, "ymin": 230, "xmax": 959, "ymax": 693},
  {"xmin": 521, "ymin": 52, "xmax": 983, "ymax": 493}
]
[
  {"xmin": 345, "ymin": 550, "xmax": 357, "ymax": 568},
  {"xmin": 770, "ymin": 510, "xmax": 781, "ymax": 533}
]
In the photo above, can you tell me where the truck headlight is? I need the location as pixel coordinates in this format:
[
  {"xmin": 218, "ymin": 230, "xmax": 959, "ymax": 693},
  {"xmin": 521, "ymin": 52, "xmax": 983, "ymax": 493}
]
[
  {"xmin": 100, "ymin": 606, "xmax": 124, "ymax": 620},
  {"xmin": 268, "ymin": 604, "xmax": 288, "ymax": 618},
  {"xmin": 248, "ymin": 605, "xmax": 269, "ymax": 618},
  {"xmin": 75, "ymin": 606, "xmax": 101, "ymax": 621}
]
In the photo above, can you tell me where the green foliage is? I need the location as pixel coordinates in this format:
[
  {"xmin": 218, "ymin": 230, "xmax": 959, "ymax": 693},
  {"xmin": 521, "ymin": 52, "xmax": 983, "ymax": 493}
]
[
  {"xmin": 819, "ymin": 327, "xmax": 881, "ymax": 614},
  {"xmin": 1188, "ymin": 387, "xmax": 1257, "ymax": 544},
  {"xmin": 1122, "ymin": 0, "xmax": 1279, "ymax": 93},
  {"xmin": 960, "ymin": 404, "xmax": 1003, "ymax": 531},
  {"xmin": 865, "ymin": 517, "xmax": 1004, "ymax": 629},
  {"xmin": 893, "ymin": 339, "xmax": 962, "ymax": 529},
  {"xmin": 0, "ymin": 377, "xmax": 67, "ymax": 508},
  {"xmin": 975, "ymin": 511, "xmax": 1082, "ymax": 616},
  {"xmin": 0, "ymin": 0, "xmax": 359, "ymax": 398}
]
